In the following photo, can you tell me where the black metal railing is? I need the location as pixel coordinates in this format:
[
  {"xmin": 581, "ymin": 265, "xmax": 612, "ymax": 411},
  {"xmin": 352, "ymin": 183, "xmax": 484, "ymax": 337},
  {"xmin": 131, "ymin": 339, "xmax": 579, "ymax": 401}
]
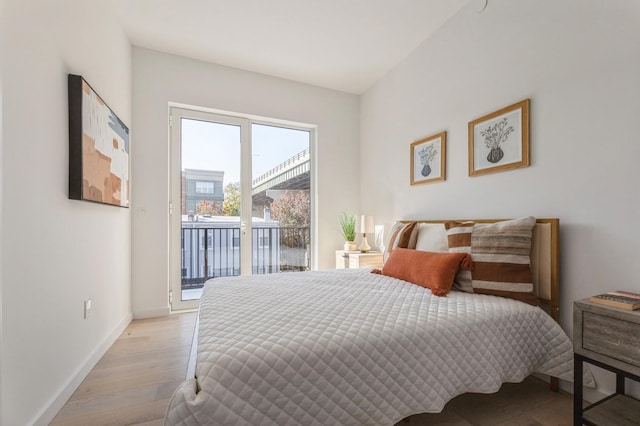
[{"xmin": 181, "ymin": 226, "xmax": 310, "ymax": 289}]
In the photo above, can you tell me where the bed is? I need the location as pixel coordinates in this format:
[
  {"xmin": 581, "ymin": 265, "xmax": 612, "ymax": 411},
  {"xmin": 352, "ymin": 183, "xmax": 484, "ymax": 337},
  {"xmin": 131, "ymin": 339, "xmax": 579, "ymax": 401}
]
[{"xmin": 165, "ymin": 218, "xmax": 590, "ymax": 425}]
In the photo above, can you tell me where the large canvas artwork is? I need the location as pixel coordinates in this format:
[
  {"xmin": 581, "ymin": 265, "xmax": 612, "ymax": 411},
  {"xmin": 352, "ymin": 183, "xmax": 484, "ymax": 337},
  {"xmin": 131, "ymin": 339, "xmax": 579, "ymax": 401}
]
[{"xmin": 68, "ymin": 74, "xmax": 130, "ymax": 207}]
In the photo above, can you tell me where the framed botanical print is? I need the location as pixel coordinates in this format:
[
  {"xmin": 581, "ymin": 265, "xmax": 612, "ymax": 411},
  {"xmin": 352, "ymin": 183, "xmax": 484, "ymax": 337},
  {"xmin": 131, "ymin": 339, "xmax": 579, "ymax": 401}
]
[
  {"xmin": 410, "ymin": 131, "xmax": 446, "ymax": 185},
  {"xmin": 468, "ymin": 99, "xmax": 529, "ymax": 177}
]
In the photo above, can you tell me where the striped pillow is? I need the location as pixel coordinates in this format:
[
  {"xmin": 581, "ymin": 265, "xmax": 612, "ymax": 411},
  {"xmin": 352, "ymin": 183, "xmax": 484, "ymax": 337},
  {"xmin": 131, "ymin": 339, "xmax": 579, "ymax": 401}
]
[
  {"xmin": 384, "ymin": 221, "xmax": 419, "ymax": 262},
  {"xmin": 445, "ymin": 217, "xmax": 539, "ymax": 306},
  {"xmin": 470, "ymin": 217, "xmax": 538, "ymax": 306},
  {"xmin": 444, "ymin": 221, "xmax": 474, "ymax": 293}
]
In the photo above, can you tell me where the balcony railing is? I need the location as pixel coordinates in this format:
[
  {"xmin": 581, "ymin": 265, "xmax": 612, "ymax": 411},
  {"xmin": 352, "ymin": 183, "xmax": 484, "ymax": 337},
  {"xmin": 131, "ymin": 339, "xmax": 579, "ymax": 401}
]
[{"xmin": 181, "ymin": 226, "xmax": 310, "ymax": 289}]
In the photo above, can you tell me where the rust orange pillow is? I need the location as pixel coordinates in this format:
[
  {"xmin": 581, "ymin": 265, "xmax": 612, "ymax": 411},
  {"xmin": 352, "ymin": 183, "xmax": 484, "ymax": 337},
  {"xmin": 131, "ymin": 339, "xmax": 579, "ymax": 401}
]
[{"xmin": 376, "ymin": 248, "xmax": 473, "ymax": 296}]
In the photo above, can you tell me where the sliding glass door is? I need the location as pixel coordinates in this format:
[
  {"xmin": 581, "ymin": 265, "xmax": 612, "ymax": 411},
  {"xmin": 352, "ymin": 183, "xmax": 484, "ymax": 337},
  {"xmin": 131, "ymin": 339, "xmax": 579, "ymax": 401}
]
[{"xmin": 169, "ymin": 108, "xmax": 312, "ymax": 310}]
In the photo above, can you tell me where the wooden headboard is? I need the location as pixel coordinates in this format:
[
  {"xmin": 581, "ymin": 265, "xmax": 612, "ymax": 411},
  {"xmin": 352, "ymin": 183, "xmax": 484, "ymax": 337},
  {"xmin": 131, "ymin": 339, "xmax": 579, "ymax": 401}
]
[{"xmin": 403, "ymin": 218, "xmax": 560, "ymax": 322}]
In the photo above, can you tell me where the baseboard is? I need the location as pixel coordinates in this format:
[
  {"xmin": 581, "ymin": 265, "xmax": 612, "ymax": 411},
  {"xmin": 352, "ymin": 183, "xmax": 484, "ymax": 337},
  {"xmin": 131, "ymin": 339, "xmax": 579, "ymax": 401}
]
[
  {"xmin": 32, "ymin": 312, "xmax": 133, "ymax": 426},
  {"xmin": 133, "ymin": 306, "xmax": 171, "ymax": 319}
]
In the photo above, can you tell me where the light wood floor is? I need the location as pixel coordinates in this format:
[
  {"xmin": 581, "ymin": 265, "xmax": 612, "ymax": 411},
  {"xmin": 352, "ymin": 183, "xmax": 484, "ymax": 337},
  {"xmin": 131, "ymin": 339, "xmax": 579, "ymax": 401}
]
[
  {"xmin": 52, "ymin": 312, "xmax": 575, "ymax": 425},
  {"xmin": 51, "ymin": 312, "xmax": 197, "ymax": 426}
]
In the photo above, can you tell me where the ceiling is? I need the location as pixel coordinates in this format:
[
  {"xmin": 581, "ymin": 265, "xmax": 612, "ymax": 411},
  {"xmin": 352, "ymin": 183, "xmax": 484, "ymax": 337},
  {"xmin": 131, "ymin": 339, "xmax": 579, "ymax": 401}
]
[{"xmin": 113, "ymin": 0, "xmax": 468, "ymax": 94}]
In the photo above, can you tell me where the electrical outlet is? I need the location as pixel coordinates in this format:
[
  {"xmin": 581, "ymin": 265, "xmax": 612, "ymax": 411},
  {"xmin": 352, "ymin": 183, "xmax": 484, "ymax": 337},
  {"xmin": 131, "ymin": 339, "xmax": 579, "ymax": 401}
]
[{"xmin": 84, "ymin": 299, "xmax": 92, "ymax": 319}]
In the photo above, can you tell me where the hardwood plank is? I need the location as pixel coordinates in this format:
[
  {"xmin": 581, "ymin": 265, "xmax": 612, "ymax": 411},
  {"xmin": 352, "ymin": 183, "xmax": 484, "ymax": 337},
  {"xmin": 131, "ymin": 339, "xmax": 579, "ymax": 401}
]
[
  {"xmin": 51, "ymin": 312, "xmax": 196, "ymax": 426},
  {"xmin": 135, "ymin": 420, "xmax": 166, "ymax": 426},
  {"xmin": 82, "ymin": 347, "xmax": 191, "ymax": 382},
  {"xmin": 52, "ymin": 398, "xmax": 170, "ymax": 426},
  {"xmin": 52, "ymin": 310, "xmax": 576, "ymax": 425},
  {"xmin": 399, "ymin": 377, "xmax": 573, "ymax": 426}
]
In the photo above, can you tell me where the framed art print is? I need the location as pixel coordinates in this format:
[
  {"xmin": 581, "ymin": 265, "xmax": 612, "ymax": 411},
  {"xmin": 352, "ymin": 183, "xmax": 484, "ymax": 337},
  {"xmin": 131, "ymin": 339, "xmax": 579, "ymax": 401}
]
[
  {"xmin": 68, "ymin": 74, "xmax": 130, "ymax": 207},
  {"xmin": 468, "ymin": 99, "xmax": 529, "ymax": 177},
  {"xmin": 410, "ymin": 131, "xmax": 446, "ymax": 185}
]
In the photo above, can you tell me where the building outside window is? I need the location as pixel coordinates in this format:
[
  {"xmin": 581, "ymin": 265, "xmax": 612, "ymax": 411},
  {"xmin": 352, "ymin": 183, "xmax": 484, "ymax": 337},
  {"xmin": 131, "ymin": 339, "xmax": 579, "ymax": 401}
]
[{"xmin": 182, "ymin": 169, "xmax": 224, "ymax": 214}]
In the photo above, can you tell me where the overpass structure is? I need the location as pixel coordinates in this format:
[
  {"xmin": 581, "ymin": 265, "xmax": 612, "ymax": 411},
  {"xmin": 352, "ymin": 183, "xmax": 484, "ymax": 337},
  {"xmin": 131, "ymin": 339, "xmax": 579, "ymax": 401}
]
[{"xmin": 251, "ymin": 149, "xmax": 310, "ymax": 207}]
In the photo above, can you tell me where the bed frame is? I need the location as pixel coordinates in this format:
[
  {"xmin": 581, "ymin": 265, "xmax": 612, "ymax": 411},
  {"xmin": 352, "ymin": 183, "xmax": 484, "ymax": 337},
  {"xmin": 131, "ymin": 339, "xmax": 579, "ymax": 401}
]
[{"xmin": 406, "ymin": 218, "xmax": 560, "ymax": 391}]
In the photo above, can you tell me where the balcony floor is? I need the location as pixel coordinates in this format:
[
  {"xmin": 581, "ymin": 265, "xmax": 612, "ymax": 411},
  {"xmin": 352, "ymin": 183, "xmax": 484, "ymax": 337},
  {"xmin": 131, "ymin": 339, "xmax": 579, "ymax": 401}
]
[{"xmin": 182, "ymin": 288, "xmax": 203, "ymax": 301}]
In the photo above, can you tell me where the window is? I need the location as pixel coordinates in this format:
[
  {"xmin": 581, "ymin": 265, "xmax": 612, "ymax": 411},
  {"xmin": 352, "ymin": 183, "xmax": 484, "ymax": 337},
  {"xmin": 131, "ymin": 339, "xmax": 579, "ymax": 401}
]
[{"xmin": 195, "ymin": 181, "xmax": 214, "ymax": 194}]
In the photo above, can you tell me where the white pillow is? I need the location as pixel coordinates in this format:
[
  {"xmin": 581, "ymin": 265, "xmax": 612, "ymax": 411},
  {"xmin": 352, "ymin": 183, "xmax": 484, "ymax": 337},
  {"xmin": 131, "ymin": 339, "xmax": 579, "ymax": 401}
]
[{"xmin": 415, "ymin": 223, "xmax": 449, "ymax": 252}]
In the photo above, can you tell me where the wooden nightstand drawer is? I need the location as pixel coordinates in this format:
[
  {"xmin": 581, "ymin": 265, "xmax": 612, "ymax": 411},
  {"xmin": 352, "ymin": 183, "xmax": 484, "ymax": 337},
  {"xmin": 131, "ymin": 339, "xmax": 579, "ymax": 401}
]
[
  {"xmin": 583, "ymin": 311, "xmax": 640, "ymax": 368},
  {"xmin": 349, "ymin": 253, "xmax": 382, "ymax": 268},
  {"xmin": 574, "ymin": 300, "xmax": 640, "ymax": 376},
  {"xmin": 335, "ymin": 251, "xmax": 383, "ymax": 269},
  {"xmin": 574, "ymin": 299, "xmax": 640, "ymax": 425}
]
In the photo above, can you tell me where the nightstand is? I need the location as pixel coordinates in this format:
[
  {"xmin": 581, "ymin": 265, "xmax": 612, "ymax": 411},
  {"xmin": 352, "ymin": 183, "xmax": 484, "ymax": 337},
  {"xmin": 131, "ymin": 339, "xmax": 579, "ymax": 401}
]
[
  {"xmin": 335, "ymin": 250, "xmax": 383, "ymax": 269},
  {"xmin": 573, "ymin": 299, "xmax": 640, "ymax": 425}
]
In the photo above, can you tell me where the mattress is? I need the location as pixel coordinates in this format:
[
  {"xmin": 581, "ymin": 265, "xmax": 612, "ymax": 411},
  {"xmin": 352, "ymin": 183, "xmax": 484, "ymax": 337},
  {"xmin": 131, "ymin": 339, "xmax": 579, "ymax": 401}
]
[{"xmin": 165, "ymin": 268, "xmax": 584, "ymax": 425}]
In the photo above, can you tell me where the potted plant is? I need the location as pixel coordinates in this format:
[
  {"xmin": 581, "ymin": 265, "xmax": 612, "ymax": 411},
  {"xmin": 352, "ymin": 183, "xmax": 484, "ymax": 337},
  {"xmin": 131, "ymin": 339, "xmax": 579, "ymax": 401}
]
[{"xmin": 340, "ymin": 212, "xmax": 357, "ymax": 251}]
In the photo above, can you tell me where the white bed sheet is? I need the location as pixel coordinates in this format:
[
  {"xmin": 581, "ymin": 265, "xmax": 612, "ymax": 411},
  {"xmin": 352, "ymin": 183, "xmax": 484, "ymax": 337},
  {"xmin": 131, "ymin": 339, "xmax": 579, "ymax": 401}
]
[{"xmin": 166, "ymin": 269, "xmax": 585, "ymax": 425}]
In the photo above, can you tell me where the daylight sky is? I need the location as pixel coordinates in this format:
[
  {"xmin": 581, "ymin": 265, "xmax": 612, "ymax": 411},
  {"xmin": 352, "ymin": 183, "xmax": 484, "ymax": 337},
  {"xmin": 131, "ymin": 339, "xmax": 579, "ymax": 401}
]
[{"xmin": 181, "ymin": 119, "xmax": 310, "ymax": 186}]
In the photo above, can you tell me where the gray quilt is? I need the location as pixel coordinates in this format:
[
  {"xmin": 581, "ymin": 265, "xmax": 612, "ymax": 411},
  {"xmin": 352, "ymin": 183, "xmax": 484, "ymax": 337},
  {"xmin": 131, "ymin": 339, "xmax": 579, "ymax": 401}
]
[{"xmin": 165, "ymin": 268, "xmax": 585, "ymax": 425}]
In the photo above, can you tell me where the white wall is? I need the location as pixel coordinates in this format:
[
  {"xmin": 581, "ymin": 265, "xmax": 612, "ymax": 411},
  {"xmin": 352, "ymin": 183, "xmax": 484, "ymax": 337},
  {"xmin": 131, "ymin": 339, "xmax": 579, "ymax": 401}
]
[
  {"xmin": 1, "ymin": 1, "xmax": 132, "ymax": 424},
  {"xmin": 131, "ymin": 48, "xmax": 360, "ymax": 318},
  {"xmin": 361, "ymin": 0, "xmax": 640, "ymax": 397},
  {"xmin": 0, "ymin": 0, "xmax": 4, "ymax": 417}
]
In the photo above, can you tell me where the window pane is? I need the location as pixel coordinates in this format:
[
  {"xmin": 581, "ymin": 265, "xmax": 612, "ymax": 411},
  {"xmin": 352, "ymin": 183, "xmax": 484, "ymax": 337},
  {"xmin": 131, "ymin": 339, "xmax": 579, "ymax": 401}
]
[
  {"xmin": 181, "ymin": 118, "xmax": 241, "ymax": 302},
  {"xmin": 251, "ymin": 124, "xmax": 311, "ymax": 274}
]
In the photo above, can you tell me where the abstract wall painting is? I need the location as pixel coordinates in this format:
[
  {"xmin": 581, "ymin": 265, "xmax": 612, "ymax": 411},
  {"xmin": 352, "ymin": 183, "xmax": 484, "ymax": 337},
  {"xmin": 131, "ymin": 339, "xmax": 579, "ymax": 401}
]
[
  {"xmin": 68, "ymin": 74, "xmax": 130, "ymax": 207},
  {"xmin": 468, "ymin": 98, "xmax": 530, "ymax": 177}
]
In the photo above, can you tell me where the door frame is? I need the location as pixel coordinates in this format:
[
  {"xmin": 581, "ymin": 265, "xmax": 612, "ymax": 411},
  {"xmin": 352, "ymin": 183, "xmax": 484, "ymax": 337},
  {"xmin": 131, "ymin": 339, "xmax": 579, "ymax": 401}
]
[{"xmin": 168, "ymin": 105, "xmax": 317, "ymax": 311}]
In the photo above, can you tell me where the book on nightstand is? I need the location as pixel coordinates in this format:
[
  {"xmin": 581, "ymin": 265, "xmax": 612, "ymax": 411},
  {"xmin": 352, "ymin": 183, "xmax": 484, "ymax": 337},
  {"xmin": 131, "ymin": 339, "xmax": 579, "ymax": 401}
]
[{"xmin": 590, "ymin": 291, "xmax": 640, "ymax": 310}]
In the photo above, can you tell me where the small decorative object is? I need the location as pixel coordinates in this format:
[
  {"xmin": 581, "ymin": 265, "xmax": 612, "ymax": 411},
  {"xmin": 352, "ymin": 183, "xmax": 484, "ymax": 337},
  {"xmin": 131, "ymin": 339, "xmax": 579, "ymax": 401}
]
[
  {"xmin": 340, "ymin": 212, "xmax": 357, "ymax": 251},
  {"xmin": 374, "ymin": 225, "xmax": 385, "ymax": 255},
  {"xmin": 468, "ymin": 98, "xmax": 530, "ymax": 177},
  {"xmin": 68, "ymin": 74, "xmax": 130, "ymax": 207},
  {"xmin": 359, "ymin": 215, "xmax": 375, "ymax": 253},
  {"xmin": 590, "ymin": 291, "xmax": 640, "ymax": 310},
  {"xmin": 410, "ymin": 131, "xmax": 446, "ymax": 185}
]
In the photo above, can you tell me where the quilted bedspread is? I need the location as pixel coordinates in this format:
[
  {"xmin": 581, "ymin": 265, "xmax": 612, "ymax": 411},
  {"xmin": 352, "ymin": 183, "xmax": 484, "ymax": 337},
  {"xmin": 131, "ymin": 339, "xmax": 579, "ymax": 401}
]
[{"xmin": 165, "ymin": 269, "xmax": 584, "ymax": 425}]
